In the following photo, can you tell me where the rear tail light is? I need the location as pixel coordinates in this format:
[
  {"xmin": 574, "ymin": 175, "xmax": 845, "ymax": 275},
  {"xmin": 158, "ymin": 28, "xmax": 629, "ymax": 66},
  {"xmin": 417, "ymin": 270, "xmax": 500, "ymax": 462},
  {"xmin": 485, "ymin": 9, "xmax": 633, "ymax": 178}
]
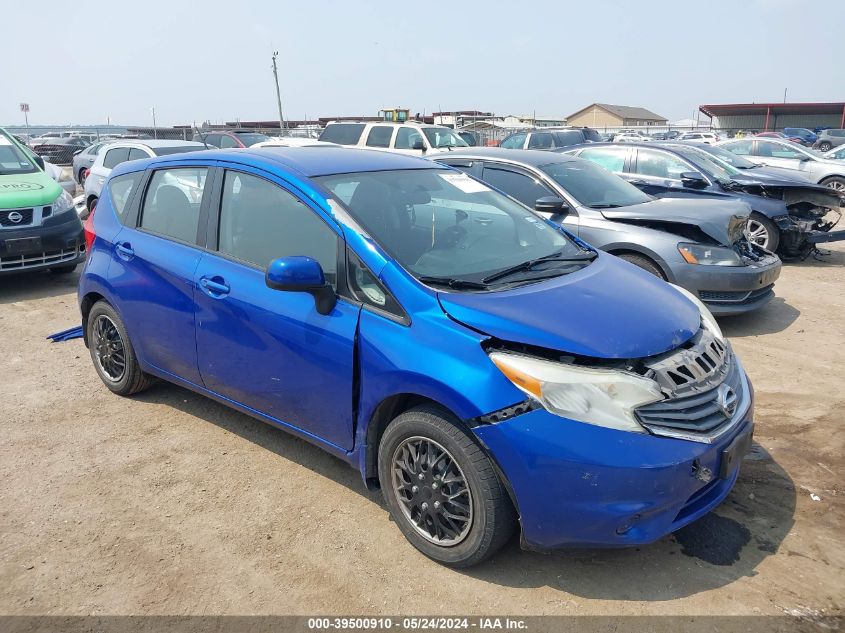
[
  {"xmin": 84, "ymin": 168, "xmax": 90, "ymax": 179},
  {"xmin": 83, "ymin": 205, "xmax": 96, "ymax": 254}
]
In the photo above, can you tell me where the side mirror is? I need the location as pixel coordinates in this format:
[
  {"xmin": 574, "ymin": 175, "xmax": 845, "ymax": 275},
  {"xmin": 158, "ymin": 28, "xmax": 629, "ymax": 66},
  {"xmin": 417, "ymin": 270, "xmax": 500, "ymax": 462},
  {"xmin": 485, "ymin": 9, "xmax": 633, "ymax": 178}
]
[
  {"xmin": 799, "ymin": 155, "xmax": 811, "ymax": 162},
  {"xmin": 265, "ymin": 256, "xmax": 336, "ymax": 315},
  {"xmin": 535, "ymin": 196, "xmax": 569, "ymax": 214},
  {"xmin": 412, "ymin": 138, "xmax": 426, "ymax": 151},
  {"xmin": 680, "ymin": 171, "xmax": 708, "ymax": 188},
  {"xmin": 33, "ymin": 154, "xmax": 45, "ymax": 170}
]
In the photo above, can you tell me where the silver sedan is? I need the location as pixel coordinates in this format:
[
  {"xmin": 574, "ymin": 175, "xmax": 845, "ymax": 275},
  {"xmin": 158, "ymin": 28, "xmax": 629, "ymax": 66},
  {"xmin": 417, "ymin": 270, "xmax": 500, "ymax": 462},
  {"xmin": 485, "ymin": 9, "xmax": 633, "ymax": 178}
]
[{"xmin": 717, "ymin": 138, "xmax": 845, "ymax": 192}]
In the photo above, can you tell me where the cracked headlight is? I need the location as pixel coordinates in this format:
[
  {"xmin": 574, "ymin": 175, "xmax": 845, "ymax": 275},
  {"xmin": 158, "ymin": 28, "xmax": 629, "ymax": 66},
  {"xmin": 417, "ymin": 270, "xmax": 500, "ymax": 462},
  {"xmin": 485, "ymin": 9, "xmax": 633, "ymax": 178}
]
[
  {"xmin": 489, "ymin": 351, "xmax": 663, "ymax": 433},
  {"xmin": 671, "ymin": 283, "xmax": 723, "ymax": 341},
  {"xmin": 678, "ymin": 242, "xmax": 742, "ymax": 266}
]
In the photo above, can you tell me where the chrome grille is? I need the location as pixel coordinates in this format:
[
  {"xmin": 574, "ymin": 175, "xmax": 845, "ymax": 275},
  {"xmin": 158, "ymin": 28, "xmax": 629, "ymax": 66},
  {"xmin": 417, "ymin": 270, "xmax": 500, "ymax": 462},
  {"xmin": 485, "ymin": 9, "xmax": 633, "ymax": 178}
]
[
  {"xmin": 644, "ymin": 328, "xmax": 728, "ymax": 393},
  {"xmin": 0, "ymin": 208, "xmax": 34, "ymax": 227},
  {"xmin": 637, "ymin": 359, "xmax": 744, "ymax": 435},
  {"xmin": 0, "ymin": 246, "xmax": 83, "ymax": 271}
]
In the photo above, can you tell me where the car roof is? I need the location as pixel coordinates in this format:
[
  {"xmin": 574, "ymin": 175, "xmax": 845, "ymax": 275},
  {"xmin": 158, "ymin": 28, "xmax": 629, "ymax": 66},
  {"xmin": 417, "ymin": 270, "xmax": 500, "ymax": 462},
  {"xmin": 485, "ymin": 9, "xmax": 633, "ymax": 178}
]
[
  {"xmin": 432, "ymin": 147, "xmax": 579, "ymax": 166},
  {"xmin": 112, "ymin": 147, "xmax": 440, "ymax": 179}
]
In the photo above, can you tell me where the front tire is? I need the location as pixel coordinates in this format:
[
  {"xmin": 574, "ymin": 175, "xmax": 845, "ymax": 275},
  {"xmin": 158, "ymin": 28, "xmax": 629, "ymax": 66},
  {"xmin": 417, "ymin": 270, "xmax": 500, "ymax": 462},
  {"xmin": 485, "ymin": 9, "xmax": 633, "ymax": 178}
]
[
  {"xmin": 86, "ymin": 301, "xmax": 154, "ymax": 396},
  {"xmin": 818, "ymin": 142, "xmax": 832, "ymax": 152},
  {"xmin": 78, "ymin": 168, "xmax": 87, "ymax": 185},
  {"xmin": 820, "ymin": 176, "xmax": 845, "ymax": 193},
  {"xmin": 378, "ymin": 406, "xmax": 516, "ymax": 567},
  {"xmin": 617, "ymin": 253, "xmax": 666, "ymax": 280},
  {"xmin": 745, "ymin": 213, "xmax": 780, "ymax": 252}
]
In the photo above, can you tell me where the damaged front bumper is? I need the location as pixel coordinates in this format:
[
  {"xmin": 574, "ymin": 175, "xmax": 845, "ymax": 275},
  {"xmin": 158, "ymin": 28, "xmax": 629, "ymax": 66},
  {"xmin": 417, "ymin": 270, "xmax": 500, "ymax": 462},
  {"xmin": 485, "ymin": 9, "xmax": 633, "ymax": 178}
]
[{"xmin": 473, "ymin": 386, "xmax": 754, "ymax": 550}]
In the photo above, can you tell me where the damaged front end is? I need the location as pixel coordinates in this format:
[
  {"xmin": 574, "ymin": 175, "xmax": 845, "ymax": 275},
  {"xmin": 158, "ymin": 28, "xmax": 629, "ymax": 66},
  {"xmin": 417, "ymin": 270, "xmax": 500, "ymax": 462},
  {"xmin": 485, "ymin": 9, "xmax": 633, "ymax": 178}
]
[{"xmin": 725, "ymin": 181, "xmax": 845, "ymax": 259}]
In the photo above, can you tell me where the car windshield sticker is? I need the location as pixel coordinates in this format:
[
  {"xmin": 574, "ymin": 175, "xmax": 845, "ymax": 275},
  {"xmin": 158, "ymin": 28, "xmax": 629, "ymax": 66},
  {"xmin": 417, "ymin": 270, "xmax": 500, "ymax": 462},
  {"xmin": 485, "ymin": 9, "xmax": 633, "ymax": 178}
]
[{"xmin": 439, "ymin": 172, "xmax": 490, "ymax": 194}]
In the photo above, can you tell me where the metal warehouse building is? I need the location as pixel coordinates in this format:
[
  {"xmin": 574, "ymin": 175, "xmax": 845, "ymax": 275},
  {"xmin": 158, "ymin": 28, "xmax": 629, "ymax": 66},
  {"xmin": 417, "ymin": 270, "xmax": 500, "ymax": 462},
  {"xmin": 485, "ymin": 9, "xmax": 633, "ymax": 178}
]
[{"xmin": 700, "ymin": 102, "xmax": 845, "ymax": 132}]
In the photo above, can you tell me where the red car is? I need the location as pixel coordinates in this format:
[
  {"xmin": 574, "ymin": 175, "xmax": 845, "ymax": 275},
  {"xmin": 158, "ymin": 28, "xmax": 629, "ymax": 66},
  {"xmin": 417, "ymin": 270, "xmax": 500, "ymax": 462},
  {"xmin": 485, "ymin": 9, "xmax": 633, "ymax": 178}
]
[{"xmin": 191, "ymin": 130, "xmax": 270, "ymax": 148}]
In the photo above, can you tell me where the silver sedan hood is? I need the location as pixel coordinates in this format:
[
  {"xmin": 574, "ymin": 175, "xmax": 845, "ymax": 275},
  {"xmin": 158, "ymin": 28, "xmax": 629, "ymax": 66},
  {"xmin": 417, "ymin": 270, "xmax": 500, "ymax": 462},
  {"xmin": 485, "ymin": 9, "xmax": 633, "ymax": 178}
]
[{"xmin": 599, "ymin": 197, "xmax": 751, "ymax": 246}]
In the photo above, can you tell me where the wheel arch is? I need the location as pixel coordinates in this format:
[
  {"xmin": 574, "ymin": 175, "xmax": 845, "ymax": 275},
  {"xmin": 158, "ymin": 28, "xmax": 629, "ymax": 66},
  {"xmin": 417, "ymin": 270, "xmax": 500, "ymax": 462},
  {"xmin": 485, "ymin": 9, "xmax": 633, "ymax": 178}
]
[
  {"xmin": 361, "ymin": 393, "xmax": 459, "ymax": 489},
  {"xmin": 80, "ymin": 292, "xmax": 107, "ymax": 348},
  {"xmin": 603, "ymin": 245, "xmax": 673, "ymax": 282}
]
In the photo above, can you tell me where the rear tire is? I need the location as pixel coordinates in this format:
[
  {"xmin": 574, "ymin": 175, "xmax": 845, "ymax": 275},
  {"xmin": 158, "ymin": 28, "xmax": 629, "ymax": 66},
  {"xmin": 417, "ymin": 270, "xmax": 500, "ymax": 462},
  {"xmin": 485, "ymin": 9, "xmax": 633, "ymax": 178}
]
[
  {"xmin": 617, "ymin": 253, "xmax": 666, "ymax": 280},
  {"xmin": 745, "ymin": 213, "xmax": 780, "ymax": 252},
  {"xmin": 378, "ymin": 405, "xmax": 516, "ymax": 567},
  {"xmin": 78, "ymin": 168, "xmax": 87, "ymax": 185},
  {"xmin": 87, "ymin": 301, "xmax": 155, "ymax": 396}
]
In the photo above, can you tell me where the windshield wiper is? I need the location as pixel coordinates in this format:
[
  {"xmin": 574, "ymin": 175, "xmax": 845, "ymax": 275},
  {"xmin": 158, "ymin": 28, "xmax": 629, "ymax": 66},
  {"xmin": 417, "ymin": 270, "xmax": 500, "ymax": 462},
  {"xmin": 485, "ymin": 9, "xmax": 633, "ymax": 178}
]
[
  {"xmin": 417, "ymin": 276, "xmax": 489, "ymax": 290},
  {"xmin": 481, "ymin": 250, "xmax": 597, "ymax": 284}
]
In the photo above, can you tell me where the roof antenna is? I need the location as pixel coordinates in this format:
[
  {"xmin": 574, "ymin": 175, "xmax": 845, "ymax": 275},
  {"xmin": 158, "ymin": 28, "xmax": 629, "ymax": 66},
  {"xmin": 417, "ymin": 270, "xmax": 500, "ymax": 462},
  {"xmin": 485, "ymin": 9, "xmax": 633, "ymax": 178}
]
[{"xmin": 194, "ymin": 124, "xmax": 209, "ymax": 149}]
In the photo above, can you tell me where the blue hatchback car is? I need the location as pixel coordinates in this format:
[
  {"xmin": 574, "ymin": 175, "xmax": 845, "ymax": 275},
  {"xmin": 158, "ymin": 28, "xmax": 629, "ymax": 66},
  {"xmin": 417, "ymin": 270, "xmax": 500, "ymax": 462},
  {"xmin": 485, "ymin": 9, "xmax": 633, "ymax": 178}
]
[{"xmin": 79, "ymin": 147, "xmax": 754, "ymax": 567}]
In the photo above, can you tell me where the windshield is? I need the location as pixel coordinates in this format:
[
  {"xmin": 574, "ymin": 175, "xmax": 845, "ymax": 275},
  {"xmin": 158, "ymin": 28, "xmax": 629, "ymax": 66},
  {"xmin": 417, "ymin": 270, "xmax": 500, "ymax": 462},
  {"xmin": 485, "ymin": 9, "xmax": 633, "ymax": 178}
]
[
  {"xmin": 0, "ymin": 131, "xmax": 38, "ymax": 175},
  {"xmin": 539, "ymin": 160, "xmax": 652, "ymax": 208},
  {"xmin": 317, "ymin": 169, "xmax": 590, "ymax": 286},
  {"xmin": 234, "ymin": 133, "xmax": 270, "ymax": 146},
  {"xmin": 422, "ymin": 128, "xmax": 469, "ymax": 149}
]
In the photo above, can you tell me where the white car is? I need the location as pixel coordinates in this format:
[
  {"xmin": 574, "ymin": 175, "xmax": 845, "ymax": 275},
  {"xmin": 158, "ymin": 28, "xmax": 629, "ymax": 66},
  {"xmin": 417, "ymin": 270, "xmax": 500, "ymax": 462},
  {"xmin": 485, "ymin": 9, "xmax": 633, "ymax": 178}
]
[
  {"xmin": 824, "ymin": 145, "xmax": 845, "ymax": 161},
  {"xmin": 317, "ymin": 121, "xmax": 468, "ymax": 156},
  {"xmin": 83, "ymin": 140, "xmax": 206, "ymax": 211},
  {"xmin": 613, "ymin": 133, "xmax": 650, "ymax": 143},
  {"xmin": 252, "ymin": 137, "xmax": 339, "ymax": 148},
  {"xmin": 676, "ymin": 132, "xmax": 720, "ymax": 144},
  {"xmin": 717, "ymin": 137, "xmax": 845, "ymax": 192}
]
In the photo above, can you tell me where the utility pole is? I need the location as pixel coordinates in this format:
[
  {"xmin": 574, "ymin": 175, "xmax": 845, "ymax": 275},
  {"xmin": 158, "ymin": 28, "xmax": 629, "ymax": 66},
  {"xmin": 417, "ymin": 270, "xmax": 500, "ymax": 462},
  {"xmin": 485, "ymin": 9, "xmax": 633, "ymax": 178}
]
[
  {"xmin": 272, "ymin": 51, "xmax": 285, "ymax": 132},
  {"xmin": 783, "ymin": 88, "xmax": 788, "ymax": 103},
  {"xmin": 151, "ymin": 107, "xmax": 157, "ymax": 139}
]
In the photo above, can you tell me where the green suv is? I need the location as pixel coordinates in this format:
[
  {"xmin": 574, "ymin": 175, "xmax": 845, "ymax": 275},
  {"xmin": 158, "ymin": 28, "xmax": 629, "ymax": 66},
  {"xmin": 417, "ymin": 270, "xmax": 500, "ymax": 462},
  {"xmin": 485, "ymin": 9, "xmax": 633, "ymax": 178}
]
[{"xmin": 0, "ymin": 128, "xmax": 85, "ymax": 275}]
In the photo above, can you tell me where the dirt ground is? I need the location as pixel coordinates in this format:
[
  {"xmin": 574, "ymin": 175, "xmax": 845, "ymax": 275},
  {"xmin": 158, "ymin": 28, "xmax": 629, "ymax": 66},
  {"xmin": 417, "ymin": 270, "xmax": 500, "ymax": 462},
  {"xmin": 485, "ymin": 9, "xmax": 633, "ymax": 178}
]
[{"xmin": 0, "ymin": 244, "xmax": 843, "ymax": 618}]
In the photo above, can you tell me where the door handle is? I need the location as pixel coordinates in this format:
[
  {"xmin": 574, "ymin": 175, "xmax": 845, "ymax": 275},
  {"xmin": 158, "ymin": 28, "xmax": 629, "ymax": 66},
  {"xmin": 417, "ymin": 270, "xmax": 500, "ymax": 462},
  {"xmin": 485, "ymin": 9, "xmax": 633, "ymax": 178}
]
[
  {"xmin": 199, "ymin": 276, "xmax": 230, "ymax": 297},
  {"xmin": 115, "ymin": 242, "xmax": 134, "ymax": 259}
]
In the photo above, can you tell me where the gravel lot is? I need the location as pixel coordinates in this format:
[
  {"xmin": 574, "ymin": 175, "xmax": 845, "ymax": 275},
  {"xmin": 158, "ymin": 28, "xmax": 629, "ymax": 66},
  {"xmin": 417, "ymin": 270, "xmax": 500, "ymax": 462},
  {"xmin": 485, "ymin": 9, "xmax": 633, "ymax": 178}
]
[{"xmin": 1, "ymin": 244, "xmax": 843, "ymax": 618}]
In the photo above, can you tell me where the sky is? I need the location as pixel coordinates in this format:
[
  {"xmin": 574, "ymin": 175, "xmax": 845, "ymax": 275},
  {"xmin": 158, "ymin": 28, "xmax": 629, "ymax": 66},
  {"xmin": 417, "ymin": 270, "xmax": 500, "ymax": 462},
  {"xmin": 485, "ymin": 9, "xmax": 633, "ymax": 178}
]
[{"xmin": 2, "ymin": 0, "xmax": 843, "ymax": 127}]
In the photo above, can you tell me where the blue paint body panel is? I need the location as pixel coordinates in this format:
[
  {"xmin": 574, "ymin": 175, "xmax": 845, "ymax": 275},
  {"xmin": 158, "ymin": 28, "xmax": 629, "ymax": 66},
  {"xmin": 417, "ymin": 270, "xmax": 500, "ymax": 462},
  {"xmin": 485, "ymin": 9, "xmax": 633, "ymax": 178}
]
[{"xmin": 79, "ymin": 147, "xmax": 753, "ymax": 552}]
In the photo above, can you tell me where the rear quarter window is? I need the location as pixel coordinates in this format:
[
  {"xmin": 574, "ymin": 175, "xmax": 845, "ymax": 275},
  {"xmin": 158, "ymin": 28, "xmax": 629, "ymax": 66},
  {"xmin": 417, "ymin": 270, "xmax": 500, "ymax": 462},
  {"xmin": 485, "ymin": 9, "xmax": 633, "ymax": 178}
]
[
  {"xmin": 107, "ymin": 172, "xmax": 144, "ymax": 222},
  {"xmin": 319, "ymin": 124, "xmax": 366, "ymax": 145}
]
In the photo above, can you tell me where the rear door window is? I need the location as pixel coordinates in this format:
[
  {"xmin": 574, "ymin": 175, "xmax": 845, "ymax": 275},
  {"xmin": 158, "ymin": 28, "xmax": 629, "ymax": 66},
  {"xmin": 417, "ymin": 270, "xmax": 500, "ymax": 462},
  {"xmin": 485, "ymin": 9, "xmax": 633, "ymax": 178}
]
[
  {"xmin": 319, "ymin": 124, "xmax": 366, "ymax": 145},
  {"xmin": 499, "ymin": 133, "xmax": 526, "ymax": 149},
  {"xmin": 578, "ymin": 147, "xmax": 628, "ymax": 173},
  {"xmin": 219, "ymin": 135, "xmax": 239, "ymax": 148},
  {"xmin": 551, "ymin": 130, "xmax": 585, "ymax": 147},
  {"xmin": 634, "ymin": 149, "xmax": 691, "ymax": 180},
  {"xmin": 481, "ymin": 165, "xmax": 555, "ymax": 207},
  {"xmin": 103, "ymin": 147, "xmax": 131, "ymax": 169},
  {"xmin": 127, "ymin": 148, "xmax": 149, "ymax": 162},
  {"xmin": 366, "ymin": 126, "xmax": 394, "ymax": 148},
  {"xmin": 139, "ymin": 167, "xmax": 208, "ymax": 244},
  {"xmin": 527, "ymin": 133, "xmax": 554, "ymax": 150},
  {"xmin": 394, "ymin": 127, "xmax": 425, "ymax": 150}
]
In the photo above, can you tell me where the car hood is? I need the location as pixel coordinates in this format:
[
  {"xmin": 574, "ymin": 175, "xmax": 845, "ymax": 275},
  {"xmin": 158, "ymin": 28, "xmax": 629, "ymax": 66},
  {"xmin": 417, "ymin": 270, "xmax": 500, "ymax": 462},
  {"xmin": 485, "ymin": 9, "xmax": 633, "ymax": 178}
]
[
  {"xmin": 733, "ymin": 165, "xmax": 813, "ymax": 182},
  {"xmin": 726, "ymin": 178, "xmax": 843, "ymax": 209},
  {"xmin": 438, "ymin": 253, "xmax": 700, "ymax": 359},
  {"xmin": 0, "ymin": 170, "xmax": 62, "ymax": 207},
  {"xmin": 598, "ymin": 197, "xmax": 750, "ymax": 245}
]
